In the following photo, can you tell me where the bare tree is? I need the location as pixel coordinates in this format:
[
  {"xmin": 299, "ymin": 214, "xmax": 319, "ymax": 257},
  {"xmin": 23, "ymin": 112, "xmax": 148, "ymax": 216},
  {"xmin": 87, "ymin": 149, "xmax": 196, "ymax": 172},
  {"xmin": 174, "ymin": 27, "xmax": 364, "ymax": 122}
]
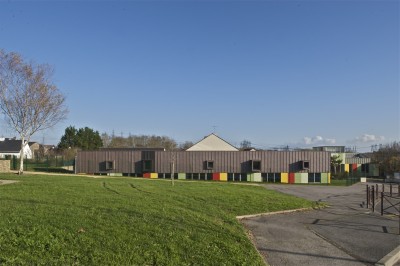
[
  {"xmin": 0, "ymin": 50, "xmax": 67, "ymax": 174},
  {"xmin": 240, "ymin": 139, "xmax": 252, "ymax": 150}
]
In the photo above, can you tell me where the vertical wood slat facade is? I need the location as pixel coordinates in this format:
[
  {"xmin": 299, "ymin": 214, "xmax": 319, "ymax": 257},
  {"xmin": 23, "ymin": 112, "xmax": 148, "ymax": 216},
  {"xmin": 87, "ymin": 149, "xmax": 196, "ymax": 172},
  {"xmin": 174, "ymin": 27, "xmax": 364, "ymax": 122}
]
[{"xmin": 76, "ymin": 150, "xmax": 330, "ymax": 175}]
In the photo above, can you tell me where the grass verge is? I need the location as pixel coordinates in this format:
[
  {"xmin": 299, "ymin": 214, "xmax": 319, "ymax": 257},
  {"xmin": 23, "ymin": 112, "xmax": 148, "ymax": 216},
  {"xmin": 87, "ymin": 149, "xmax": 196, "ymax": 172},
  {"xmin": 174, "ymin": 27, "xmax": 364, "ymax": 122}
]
[{"xmin": 0, "ymin": 174, "xmax": 315, "ymax": 265}]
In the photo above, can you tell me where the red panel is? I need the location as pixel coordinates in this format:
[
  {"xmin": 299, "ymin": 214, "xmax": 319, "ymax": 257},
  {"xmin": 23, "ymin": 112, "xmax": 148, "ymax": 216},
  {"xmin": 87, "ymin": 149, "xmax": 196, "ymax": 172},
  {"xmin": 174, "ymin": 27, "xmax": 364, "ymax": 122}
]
[
  {"xmin": 212, "ymin": 173, "xmax": 220, "ymax": 181},
  {"xmin": 143, "ymin": 173, "xmax": 150, "ymax": 178},
  {"xmin": 289, "ymin": 173, "xmax": 295, "ymax": 184},
  {"xmin": 352, "ymin": 164, "xmax": 357, "ymax": 172}
]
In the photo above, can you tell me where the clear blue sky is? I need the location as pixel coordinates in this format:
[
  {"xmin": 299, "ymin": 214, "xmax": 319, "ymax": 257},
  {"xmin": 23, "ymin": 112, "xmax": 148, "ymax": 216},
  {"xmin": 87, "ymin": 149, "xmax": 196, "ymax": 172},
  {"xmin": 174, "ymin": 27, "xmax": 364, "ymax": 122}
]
[{"xmin": 0, "ymin": 1, "xmax": 398, "ymax": 151}]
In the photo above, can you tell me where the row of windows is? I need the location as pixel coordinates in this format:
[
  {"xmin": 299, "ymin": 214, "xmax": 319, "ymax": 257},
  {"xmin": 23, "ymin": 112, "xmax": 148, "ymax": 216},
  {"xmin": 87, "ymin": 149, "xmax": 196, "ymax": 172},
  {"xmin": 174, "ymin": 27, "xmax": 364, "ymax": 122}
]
[{"xmin": 207, "ymin": 160, "xmax": 310, "ymax": 171}]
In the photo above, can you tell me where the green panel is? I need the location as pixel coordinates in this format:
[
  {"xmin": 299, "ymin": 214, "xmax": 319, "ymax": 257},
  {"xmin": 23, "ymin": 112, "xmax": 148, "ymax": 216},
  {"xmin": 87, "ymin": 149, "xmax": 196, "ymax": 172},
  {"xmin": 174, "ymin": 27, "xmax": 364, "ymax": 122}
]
[
  {"xmin": 247, "ymin": 173, "xmax": 254, "ymax": 182},
  {"xmin": 295, "ymin": 173, "xmax": 302, "ymax": 183},
  {"xmin": 178, "ymin": 173, "xmax": 186, "ymax": 180},
  {"xmin": 321, "ymin": 173, "xmax": 328, "ymax": 183}
]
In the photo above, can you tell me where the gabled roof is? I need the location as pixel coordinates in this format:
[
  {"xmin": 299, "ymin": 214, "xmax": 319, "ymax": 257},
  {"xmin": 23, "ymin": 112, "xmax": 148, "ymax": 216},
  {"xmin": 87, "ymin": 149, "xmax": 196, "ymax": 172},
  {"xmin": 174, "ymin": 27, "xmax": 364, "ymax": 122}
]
[
  {"xmin": 186, "ymin": 133, "xmax": 238, "ymax": 151},
  {"xmin": 0, "ymin": 138, "xmax": 22, "ymax": 153}
]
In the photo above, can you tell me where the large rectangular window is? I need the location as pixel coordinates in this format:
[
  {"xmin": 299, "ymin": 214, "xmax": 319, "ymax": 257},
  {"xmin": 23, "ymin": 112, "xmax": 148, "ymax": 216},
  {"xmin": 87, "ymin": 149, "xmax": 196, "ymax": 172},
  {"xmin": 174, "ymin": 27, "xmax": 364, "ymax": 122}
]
[
  {"xmin": 142, "ymin": 160, "xmax": 153, "ymax": 172},
  {"xmin": 105, "ymin": 161, "xmax": 114, "ymax": 170},
  {"xmin": 301, "ymin": 160, "xmax": 310, "ymax": 170},
  {"xmin": 251, "ymin": 160, "xmax": 262, "ymax": 172},
  {"xmin": 206, "ymin": 161, "xmax": 214, "ymax": 170}
]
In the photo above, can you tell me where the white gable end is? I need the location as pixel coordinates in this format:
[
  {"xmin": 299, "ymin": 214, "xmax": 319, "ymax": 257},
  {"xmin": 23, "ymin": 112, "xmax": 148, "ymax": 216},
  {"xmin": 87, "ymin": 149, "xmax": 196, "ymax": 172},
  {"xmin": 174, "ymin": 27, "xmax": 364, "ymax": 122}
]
[{"xmin": 186, "ymin": 134, "xmax": 238, "ymax": 151}]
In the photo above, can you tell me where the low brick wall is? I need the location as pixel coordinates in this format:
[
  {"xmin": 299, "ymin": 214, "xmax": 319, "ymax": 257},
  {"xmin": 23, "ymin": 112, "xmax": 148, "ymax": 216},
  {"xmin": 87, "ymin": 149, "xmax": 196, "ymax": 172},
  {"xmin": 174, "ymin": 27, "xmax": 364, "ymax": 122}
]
[{"xmin": 0, "ymin": 160, "xmax": 10, "ymax": 172}]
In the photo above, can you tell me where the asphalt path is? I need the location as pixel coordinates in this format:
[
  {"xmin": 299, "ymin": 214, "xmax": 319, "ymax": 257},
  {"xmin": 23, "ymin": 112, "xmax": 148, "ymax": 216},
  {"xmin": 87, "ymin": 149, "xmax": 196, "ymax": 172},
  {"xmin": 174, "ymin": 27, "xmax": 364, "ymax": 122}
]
[{"xmin": 241, "ymin": 183, "xmax": 399, "ymax": 266}]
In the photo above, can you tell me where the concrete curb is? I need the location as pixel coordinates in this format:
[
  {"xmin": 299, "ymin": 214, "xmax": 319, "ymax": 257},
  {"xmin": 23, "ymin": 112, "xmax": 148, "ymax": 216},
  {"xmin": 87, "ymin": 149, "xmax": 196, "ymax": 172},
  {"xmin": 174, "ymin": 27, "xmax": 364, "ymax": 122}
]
[
  {"xmin": 236, "ymin": 207, "xmax": 312, "ymax": 220},
  {"xmin": 375, "ymin": 245, "xmax": 400, "ymax": 266}
]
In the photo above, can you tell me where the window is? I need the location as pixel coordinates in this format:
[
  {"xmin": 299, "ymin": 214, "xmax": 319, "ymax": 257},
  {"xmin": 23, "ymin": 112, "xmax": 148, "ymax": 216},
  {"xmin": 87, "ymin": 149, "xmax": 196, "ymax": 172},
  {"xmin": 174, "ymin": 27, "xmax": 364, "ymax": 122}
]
[
  {"xmin": 308, "ymin": 173, "xmax": 321, "ymax": 183},
  {"xmin": 142, "ymin": 160, "xmax": 153, "ymax": 172},
  {"xmin": 105, "ymin": 161, "xmax": 114, "ymax": 170},
  {"xmin": 206, "ymin": 160, "xmax": 214, "ymax": 170},
  {"xmin": 301, "ymin": 160, "xmax": 310, "ymax": 170},
  {"xmin": 251, "ymin": 160, "xmax": 261, "ymax": 172}
]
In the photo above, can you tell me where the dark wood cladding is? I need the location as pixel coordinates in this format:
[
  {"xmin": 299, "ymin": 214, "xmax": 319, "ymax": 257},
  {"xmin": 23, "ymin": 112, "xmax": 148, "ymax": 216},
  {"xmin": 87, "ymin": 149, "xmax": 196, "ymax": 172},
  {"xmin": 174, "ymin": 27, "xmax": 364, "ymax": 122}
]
[{"xmin": 76, "ymin": 150, "xmax": 331, "ymax": 174}]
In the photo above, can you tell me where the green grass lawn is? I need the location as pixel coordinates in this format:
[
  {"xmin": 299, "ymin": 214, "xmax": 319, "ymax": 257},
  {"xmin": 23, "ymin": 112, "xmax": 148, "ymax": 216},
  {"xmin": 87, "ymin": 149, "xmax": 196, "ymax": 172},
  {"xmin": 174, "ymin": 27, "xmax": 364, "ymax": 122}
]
[{"xmin": 0, "ymin": 174, "xmax": 315, "ymax": 265}]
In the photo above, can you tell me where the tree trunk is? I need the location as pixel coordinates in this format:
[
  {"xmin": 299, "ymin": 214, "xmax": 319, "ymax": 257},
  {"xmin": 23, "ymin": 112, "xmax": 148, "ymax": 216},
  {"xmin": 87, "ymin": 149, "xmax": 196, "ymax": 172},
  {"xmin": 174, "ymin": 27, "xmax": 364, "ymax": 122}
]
[{"xmin": 19, "ymin": 137, "xmax": 25, "ymax": 175}]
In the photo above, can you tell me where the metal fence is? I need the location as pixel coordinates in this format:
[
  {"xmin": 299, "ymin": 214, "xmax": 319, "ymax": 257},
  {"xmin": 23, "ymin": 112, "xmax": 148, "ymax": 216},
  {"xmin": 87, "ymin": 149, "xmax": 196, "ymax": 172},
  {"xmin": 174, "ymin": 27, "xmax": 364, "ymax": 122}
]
[
  {"xmin": 8, "ymin": 156, "xmax": 74, "ymax": 172},
  {"xmin": 366, "ymin": 183, "xmax": 400, "ymax": 234}
]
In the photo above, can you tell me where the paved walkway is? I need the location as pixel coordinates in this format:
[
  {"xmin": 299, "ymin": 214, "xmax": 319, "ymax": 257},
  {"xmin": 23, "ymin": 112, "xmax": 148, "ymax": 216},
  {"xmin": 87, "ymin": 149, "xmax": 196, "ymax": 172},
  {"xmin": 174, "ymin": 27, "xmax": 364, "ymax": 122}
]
[
  {"xmin": 241, "ymin": 183, "xmax": 399, "ymax": 266},
  {"xmin": 0, "ymin": 180, "xmax": 19, "ymax": 185}
]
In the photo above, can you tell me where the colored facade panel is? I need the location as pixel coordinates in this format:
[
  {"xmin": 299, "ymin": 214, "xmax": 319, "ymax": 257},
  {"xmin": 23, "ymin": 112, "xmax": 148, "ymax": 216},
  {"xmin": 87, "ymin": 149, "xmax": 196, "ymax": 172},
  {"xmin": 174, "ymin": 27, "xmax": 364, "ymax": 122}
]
[
  {"xmin": 295, "ymin": 173, "xmax": 302, "ymax": 184},
  {"xmin": 328, "ymin": 173, "xmax": 331, "ymax": 184},
  {"xmin": 253, "ymin": 173, "xmax": 262, "ymax": 182},
  {"xmin": 143, "ymin": 173, "xmax": 150, "ymax": 178},
  {"xmin": 281, "ymin": 173, "xmax": 288, "ymax": 183},
  {"xmin": 150, "ymin": 173, "xmax": 157, "ymax": 179},
  {"xmin": 352, "ymin": 164, "xmax": 357, "ymax": 172},
  {"xmin": 213, "ymin": 173, "xmax": 220, "ymax": 181},
  {"xmin": 178, "ymin": 173, "xmax": 186, "ymax": 180},
  {"xmin": 247, "ymin": 174, "xmax": 253, "ymax": 182},
  {"xmin": 220, "ymin": 173, "xmax": 227, "ymax": 181},
  {"xmin": 300, "ymin": 173, "xmax": 308, "ymax": 184},
  {"xmin": 345, "ymin": 164, "xmax": 350, "ymax": 172},
  {"xmin": 108, "ymin": 173, "xmax": 122, "ymax": 177},
  {"xmin": 289, "ymin": 173, "xmax": 295, "ymax": 184},
  {"xmin": 321, "ymin": 173, "xmax": 328, "ymax": 184}
]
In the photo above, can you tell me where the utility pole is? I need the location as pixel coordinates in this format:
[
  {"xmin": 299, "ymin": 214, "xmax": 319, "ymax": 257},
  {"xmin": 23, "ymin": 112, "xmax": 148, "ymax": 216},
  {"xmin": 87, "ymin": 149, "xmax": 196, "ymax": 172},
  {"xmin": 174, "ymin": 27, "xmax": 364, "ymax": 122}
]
[{"xmin": 171, "ymin": 152, "xmax": 175, "ymax": 186}]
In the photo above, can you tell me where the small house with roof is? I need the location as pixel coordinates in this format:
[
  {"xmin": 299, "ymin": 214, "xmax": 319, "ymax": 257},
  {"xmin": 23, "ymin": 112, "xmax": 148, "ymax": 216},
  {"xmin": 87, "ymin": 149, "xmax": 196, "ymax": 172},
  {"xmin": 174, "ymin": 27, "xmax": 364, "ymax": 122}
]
[{"xmin": 0, "ymin": 138, "xmax": 33, "ymax": 159}]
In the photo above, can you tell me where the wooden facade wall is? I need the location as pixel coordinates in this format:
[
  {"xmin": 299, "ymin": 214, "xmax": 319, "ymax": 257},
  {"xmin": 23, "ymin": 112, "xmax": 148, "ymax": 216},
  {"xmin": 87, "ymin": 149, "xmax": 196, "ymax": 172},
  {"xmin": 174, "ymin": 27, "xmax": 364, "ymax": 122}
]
[{"xmin": 76, "ymin": 150, "xmax": 330, "ymax": 174}]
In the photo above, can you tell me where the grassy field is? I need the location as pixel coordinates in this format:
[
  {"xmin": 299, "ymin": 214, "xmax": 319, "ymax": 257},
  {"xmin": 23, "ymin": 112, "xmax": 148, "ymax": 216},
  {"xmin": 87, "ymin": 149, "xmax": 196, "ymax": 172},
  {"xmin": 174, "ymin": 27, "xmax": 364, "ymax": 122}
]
[{"xmin": 0, "ymin": 174, "xmax": 315, "ymax": 265}]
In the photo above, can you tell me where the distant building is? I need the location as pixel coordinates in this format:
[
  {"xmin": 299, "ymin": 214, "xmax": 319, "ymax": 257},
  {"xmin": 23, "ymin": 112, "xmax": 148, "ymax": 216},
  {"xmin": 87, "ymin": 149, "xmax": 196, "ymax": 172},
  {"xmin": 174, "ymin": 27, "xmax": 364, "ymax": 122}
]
[
  {"xmin": 313, "ymin": 146, "xmax": 378, "ymax": 177},
  {"xmin": 313, "ymin": 146, "xmax": 345, "ymax": 153},
  {"xmin": 0, "ymin": 138, "xmax": 33, "ymax": 159},
  {"xmin": 186, "ymin": 133, "xmax": 239, "ymax": 151}
]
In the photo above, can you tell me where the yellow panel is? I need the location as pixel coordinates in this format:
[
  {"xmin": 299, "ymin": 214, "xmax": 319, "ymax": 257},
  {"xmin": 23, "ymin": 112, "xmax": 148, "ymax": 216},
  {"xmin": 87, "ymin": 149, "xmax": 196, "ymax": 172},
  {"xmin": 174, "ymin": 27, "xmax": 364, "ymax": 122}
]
[
  {"xmin": 219, "ymin": 173, "xmax": 227, "ymax": 181},
  {"xmin": 281, "ymin": 173, "xmax": 288, "ymax": 183},
  {"xmin": 150, "ymin": 173, "xmax": 158, "ymax": 179},
  {"xmin": 328, "ymin": 173, "xmax": 331, "ymax": 184},
  {"xmin": 345, "ymin": 164, "xmax": 349, "ymax": 172}
]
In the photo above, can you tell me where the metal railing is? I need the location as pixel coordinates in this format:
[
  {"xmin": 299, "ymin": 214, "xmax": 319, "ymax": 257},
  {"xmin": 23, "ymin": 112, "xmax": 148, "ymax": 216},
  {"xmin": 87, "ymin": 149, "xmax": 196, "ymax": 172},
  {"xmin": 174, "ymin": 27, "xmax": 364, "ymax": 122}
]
[{"xmin": 366, "ymin": 183, "xmax": 400, "ymax": 234}]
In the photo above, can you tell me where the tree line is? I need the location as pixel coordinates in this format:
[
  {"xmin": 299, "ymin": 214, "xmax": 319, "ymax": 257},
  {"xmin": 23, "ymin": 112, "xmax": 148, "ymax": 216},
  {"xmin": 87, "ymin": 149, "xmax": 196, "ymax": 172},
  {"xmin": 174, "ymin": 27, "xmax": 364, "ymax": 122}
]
[{"xmin": 58, "ymin": 126, "xmax": 194, "ymax": 153}]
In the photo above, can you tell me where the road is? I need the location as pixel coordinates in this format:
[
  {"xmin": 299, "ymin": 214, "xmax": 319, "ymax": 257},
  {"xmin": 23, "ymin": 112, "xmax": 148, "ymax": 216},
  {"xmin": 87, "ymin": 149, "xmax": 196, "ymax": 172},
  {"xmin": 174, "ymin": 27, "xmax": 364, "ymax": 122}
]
[{"xmin": 241, "ymin": 183, "xmax": 400, "ymax": 266}]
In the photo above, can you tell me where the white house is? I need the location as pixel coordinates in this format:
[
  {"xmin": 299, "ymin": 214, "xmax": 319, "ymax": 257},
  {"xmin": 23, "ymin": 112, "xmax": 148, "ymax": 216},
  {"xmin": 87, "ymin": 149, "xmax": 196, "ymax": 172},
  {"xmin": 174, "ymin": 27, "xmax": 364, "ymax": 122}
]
[{"xmin": 0, "ymin": 138, "xmax": 33, "ymax": 159}]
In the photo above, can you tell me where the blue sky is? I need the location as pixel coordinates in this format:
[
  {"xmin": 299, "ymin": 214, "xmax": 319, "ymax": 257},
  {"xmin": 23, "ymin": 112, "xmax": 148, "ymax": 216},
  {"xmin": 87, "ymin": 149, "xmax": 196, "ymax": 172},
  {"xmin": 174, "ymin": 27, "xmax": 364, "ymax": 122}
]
[{"xmin": 0, "ymin": 1, "xmax": 398, "ymax": 151}]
